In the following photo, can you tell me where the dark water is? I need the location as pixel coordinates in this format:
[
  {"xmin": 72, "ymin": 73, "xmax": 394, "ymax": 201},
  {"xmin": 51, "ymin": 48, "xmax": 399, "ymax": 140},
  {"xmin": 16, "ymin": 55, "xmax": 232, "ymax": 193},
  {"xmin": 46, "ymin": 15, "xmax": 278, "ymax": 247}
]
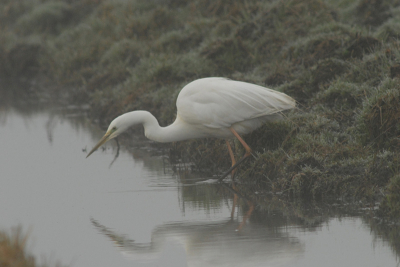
[{"xmin": 0, "ymin": 101, "xmax": 398, "ymax": 267}]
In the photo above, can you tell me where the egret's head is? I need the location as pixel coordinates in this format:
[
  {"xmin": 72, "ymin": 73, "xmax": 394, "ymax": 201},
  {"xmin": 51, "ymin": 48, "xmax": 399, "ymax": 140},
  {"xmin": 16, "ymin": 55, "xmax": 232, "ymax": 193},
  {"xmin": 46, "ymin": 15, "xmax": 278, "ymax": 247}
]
[{"xmin": 86, "ymin": 116, "xmax": 127, "ymax": 158}]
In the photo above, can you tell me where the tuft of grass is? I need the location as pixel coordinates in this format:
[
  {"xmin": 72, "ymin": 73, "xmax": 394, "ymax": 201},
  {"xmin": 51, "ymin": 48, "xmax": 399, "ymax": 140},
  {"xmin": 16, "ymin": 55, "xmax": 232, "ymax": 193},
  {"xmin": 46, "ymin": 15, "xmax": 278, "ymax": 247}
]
[
  {"xmin": 16, "ymin": 2, "xmax": 72, "ymax": 35},
  {"xmin": 0, "ymin": 226, "xmax": 65, "ymax": 267},
  {"xmin": 154, "ymin": 29, "xmax": 204, "ymax": 53},
  {"xmin": 359, "ymin": 78, "xmax": 400, "ymax": 149},
  {"xmin": 381, "ymin": 174, "xmax": 400, "ymax": 218},
  {"xmin": 317, "ymin": 80, "xmax": 362, "ymax": 109},
  {"xmin": 100, "ymin": 39, "xmax": 141, "ymax": 66},
  {"xmin": 0, "ymin": 42, "xmax": 42, "ymax": 78},
  {"xmin": 354, "ymin": 0, "xmax": 393, "ymax": 27},
  {"xmin": 201, "ymin": 37, "xmax": 254, "ymax": 74},
  {"xmin": 0, "ymin": 226, "xmax": 34, "ymax": 267}
]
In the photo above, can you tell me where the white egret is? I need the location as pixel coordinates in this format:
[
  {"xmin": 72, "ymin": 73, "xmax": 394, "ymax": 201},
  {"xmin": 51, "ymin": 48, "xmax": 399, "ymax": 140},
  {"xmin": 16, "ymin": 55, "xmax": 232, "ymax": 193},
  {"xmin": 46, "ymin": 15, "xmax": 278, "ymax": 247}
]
[{"xmin": 86, "ymin": 77, "xmax": 296, "ymax": 178}]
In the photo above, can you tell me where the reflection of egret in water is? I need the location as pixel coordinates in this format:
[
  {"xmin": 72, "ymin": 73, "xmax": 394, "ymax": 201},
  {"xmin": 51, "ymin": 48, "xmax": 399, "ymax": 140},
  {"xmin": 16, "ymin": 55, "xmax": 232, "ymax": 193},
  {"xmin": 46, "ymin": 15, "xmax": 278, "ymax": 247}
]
[
  {"xmin": 91, "ymin": 215, "xmax": 303, "ymax": 267},
  {"xmin": 177, "ymin": 174, "xmax": 255, "ymax": 229},
  {"xmin": 91, "ymin": 184, "xmax": 303, "ymax": 266}
]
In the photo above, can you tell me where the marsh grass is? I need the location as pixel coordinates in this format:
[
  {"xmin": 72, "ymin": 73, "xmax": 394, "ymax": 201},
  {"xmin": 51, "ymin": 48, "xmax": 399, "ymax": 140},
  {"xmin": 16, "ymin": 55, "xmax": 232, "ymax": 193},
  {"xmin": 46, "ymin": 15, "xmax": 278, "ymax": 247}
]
[
  {"xmin": 0, "ymin": 226, "xmax": 65, "ymax": 267},
  {"xmin": 1, "ymin": 0, "xmax": 400, "ymax": 217},
  {"xmin": 0, "ymin": 226, "xmax": 34, "ymax": 267}
]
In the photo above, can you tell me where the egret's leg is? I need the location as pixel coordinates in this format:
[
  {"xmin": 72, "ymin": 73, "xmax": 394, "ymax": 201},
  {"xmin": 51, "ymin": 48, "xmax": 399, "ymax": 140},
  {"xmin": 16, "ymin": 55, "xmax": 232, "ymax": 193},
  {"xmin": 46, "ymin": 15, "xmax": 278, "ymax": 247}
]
[
  {"xmin": 229, "ymin": 128, "xmax": 252, "ymax": 156},
  {"xmin": 218, "ymin": 128, "xmax": 252, "ymax": 182},
  {"xmin": 226, "ymin": 140, "xmax": 237, "ymax": 179}
]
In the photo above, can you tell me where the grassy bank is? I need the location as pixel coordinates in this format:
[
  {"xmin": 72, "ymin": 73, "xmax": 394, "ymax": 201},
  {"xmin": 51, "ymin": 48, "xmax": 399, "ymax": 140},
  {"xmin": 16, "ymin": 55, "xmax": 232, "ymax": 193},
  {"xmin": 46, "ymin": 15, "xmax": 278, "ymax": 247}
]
[{"xmin": 1, "ymin": 0, "xmax": 400, "ymax": 217}]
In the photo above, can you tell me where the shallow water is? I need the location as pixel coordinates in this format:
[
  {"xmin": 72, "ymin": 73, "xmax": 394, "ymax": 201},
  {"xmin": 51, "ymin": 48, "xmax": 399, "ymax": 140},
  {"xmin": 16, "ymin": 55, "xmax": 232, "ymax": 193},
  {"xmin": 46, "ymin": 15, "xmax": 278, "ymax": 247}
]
[{"xmin": 0, "ymin": 102, "xmax": 399, "ymax": 267}]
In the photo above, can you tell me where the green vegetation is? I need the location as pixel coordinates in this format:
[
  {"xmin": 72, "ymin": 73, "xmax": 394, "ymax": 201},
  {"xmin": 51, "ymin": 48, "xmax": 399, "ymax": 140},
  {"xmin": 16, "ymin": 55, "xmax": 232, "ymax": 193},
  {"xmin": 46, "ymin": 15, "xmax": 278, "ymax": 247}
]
[{"xmin": 1, "ymin": 0, "xmax": 400, "ymax": 218}]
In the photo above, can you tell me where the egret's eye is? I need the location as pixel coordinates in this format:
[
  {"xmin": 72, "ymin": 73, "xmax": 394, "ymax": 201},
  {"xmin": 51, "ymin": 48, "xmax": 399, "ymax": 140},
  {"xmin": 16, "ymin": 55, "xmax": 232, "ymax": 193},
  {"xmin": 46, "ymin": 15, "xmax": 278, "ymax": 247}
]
[{"xmin": 111, "ymin": 127, "xmax": 117, "ymax": 131}]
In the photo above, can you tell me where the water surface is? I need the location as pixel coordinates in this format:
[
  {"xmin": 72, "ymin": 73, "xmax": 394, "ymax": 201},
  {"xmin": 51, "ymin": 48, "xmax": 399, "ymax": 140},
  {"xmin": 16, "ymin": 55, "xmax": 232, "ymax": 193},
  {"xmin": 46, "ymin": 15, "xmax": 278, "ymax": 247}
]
[{"xmin": 0, "ymin": 102, "xmax": 398, "ymax": 267}]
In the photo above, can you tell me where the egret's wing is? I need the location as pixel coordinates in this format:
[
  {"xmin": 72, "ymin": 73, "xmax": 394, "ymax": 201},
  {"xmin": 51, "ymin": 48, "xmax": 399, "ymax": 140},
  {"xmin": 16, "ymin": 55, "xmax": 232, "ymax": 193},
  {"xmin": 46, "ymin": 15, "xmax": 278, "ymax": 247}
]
[{"xmin": 177, "ymin": 78, "xmax": 295, "ymax": 128}]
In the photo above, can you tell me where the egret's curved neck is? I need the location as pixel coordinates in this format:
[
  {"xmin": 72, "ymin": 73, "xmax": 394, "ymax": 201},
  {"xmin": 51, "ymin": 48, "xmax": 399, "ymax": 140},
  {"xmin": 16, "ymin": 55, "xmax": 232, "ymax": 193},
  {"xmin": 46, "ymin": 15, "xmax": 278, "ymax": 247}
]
[{"xmin": 121, "ymin": 111, "xmax": 199, "ymax": 143}]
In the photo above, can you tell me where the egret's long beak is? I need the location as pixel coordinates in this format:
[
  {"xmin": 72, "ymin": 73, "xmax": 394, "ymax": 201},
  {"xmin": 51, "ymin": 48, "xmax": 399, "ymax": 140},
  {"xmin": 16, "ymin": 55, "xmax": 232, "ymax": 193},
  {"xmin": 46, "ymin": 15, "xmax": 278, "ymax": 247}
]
[{"xmin": 86, "ymin": 132, "xmax": 112, "ymax": 158}]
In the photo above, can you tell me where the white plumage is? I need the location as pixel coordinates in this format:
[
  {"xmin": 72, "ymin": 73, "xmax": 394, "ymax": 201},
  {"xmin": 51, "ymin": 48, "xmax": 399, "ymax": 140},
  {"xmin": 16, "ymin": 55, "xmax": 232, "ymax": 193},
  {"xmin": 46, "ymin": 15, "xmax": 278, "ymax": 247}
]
[
  {"xmin": 86, "ymin": 77, "xmax": 296, "ymax": 173},
  {"xmin": 176, "ymin": 77, "xmax": 295, "ymax": 137}
]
